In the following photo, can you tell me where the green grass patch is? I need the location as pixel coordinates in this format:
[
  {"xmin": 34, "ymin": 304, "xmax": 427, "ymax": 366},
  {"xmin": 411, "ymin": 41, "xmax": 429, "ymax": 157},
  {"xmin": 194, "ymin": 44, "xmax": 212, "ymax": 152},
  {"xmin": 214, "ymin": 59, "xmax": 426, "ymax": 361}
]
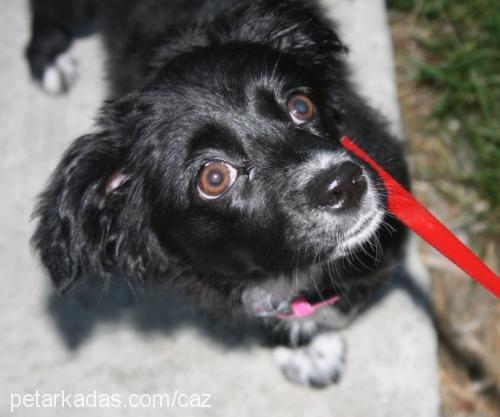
[{"xmin": 389, "ymin": 0, "xmax": 500, "ymax": 217}]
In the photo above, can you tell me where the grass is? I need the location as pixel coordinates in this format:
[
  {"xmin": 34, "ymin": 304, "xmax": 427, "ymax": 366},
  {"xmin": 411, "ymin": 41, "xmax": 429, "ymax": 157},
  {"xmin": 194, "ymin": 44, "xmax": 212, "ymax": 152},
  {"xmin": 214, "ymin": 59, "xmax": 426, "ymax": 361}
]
[
  {"xmin": 388, "ymin": 3, "xmax": 500, "ymax": 416},
  {"xmin": 388, "ymin": 0, "xmax": 500, "ymax": 230}
]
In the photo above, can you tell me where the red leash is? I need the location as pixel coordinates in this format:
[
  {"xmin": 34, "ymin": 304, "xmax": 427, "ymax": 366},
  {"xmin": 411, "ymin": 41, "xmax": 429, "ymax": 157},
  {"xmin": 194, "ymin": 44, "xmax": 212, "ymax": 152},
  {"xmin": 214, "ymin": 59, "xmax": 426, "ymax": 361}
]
[{"xmin": 341, "ymin": 136, "xmax": 500, "ymax": 298}]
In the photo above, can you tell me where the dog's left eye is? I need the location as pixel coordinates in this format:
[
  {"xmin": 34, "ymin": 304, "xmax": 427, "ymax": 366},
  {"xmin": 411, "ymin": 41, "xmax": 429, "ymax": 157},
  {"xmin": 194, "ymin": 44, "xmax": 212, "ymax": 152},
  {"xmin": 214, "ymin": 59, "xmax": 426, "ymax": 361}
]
[
  {"xmin": 287, "ymin": 94, "xmax": 316, "ymax": 124},
  {"xmin": 196, "ymin": 161, "xmax": 238, "ymax": 200}
]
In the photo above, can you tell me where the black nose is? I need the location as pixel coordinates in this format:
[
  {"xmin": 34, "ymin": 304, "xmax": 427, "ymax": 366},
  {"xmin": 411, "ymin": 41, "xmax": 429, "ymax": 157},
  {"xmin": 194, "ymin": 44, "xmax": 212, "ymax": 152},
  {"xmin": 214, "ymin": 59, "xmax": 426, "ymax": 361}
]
[{"xmin": 312, "ymin": 161, "xmax": 367, "ymax": 210}]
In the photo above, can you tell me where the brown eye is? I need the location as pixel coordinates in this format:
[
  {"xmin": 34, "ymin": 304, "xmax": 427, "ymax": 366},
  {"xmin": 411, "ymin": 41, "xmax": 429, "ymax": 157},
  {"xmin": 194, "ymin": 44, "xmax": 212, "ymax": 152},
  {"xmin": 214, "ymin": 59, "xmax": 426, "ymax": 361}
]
[
  {"xmin": 287, "ymin": 94, "xmax": 316, "ymax": 124},
  {"xmin": 197, "ymin": 161, "xmax": 238, "ymax": 199}
]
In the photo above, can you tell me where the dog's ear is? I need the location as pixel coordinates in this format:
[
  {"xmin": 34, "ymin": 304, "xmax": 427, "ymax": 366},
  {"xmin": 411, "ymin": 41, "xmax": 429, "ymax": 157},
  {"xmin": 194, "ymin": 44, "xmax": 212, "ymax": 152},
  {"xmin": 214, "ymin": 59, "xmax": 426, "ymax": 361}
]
[
  {"xmin": 226, "ymin": 0, "xmax": 347, "ymax": 67},
  {"xmin": 32, "ymin": 132, "xmax": 131, "ymax": 294},
  {"xmin": 268, "ymin": 5, "xmax": 347, "ymax": 64}
]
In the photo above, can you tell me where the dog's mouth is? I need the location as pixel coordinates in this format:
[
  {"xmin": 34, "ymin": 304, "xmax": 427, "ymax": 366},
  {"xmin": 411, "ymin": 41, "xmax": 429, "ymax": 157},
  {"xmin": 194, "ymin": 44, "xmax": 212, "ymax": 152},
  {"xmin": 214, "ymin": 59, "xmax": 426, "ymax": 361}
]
[{"xmin": 241, "ymin": 208, "xmax": 384, "ymax": 320}]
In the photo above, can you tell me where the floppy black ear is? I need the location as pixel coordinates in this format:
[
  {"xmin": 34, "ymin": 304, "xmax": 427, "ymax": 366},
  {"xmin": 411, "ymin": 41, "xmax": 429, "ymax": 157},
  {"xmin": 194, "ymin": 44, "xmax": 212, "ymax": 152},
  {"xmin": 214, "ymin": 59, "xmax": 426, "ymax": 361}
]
[
  {"xmin": 266, "ymin": 1, "xmax": 347, "ymax": 65},
  {"xmin": 224, "ymin": 0, "xmax": 347, "ymax": 68},
  {"xmin": 32, "ymin": 132, "xmax": 129, "ymax": 294}
]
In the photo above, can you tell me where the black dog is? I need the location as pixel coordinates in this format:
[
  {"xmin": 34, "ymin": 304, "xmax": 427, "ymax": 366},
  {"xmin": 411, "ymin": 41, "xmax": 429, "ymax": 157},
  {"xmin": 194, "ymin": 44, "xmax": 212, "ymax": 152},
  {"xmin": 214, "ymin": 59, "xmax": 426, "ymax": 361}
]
[{"xmin": 28, "ymin": 0, "xmax": 410, "ymax": 386}]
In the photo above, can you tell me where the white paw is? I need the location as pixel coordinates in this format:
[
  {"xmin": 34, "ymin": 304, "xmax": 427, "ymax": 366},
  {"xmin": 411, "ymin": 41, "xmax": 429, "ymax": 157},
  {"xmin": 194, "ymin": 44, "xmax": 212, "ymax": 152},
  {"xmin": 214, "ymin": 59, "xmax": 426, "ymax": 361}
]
[
  {"xmin": 273, "ymin": 332, "xmax": 346, "ymax": 387},
  {"xmin": 41, "ymin": 53, "xmax": 78, "ymax": 94}
]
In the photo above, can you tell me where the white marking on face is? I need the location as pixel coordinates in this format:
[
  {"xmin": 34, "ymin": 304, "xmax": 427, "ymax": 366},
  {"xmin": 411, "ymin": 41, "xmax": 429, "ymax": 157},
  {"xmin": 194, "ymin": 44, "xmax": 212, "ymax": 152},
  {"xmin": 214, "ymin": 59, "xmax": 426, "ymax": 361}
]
[
  {"xmin": 294, "ymin": 151, "xmax": 348, "ymax": 186},
  {"xmin": 286, "ymin": 149, "xmax": 384, "ymax": 256},
  {"xmin": 336, "ymin": 208, "xmax": 384, "ymax": 256}
]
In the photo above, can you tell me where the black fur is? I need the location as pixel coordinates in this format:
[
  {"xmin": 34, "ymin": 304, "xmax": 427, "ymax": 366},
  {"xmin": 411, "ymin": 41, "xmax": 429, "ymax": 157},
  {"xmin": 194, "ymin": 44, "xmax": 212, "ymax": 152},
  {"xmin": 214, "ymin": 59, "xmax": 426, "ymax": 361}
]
[{"xmin": 29, "ymin": 0, "xmax": 409, "ymax": 324}]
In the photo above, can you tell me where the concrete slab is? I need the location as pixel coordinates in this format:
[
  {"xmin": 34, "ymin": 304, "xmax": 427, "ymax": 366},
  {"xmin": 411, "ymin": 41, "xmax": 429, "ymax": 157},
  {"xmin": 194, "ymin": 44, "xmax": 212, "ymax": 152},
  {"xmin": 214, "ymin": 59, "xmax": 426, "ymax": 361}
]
[{"xmin": 0, "ymin": 1, "xmax": 439, "ymax": 416}]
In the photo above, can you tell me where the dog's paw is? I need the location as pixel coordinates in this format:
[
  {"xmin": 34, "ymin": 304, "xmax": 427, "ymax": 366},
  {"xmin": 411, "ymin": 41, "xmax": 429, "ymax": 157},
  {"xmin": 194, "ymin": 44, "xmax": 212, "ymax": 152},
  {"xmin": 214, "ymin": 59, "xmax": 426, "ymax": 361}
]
[
  {"xmin": 273, "ymin": 332, "xmax": 346, "ymax": 387},
  {"xmin": 41, "ymin": 53, "xmax": 78, "ymax": 95}
]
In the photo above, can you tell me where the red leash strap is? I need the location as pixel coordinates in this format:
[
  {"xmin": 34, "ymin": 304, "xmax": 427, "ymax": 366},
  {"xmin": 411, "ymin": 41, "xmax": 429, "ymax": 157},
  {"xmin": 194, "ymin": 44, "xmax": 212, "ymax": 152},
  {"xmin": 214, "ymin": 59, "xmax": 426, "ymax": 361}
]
[{"xmin": 340, "ymin": 136, "xmax": 500, "ymax": 298}]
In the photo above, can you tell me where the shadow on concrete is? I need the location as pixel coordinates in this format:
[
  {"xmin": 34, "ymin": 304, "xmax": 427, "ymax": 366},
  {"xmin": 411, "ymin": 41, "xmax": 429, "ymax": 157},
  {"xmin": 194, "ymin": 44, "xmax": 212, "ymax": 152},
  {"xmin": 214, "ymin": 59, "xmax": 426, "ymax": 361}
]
[
  {"xmin": 45, "ymin": 264, "xmax": 431, "ymax": 351},
  {"xmin": 46, "ymin": 275, "xmax": 264, "ymax": 351}
]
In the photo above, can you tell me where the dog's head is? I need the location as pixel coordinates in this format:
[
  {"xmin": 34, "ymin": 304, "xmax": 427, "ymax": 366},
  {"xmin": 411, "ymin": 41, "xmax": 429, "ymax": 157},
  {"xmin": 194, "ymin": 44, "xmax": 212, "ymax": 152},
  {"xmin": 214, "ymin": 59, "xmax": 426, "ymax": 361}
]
[{"xmin": 33, "ymin": 1, "xmax": 407, "ymax": 314}]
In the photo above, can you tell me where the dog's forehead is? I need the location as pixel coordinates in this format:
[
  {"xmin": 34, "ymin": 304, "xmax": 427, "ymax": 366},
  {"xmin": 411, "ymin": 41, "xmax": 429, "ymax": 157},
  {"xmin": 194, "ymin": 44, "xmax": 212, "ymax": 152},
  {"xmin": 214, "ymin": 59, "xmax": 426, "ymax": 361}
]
[
  {"xmin": 160, "ymin": 45, "xmax": 306, "ymax": 110},
  {"xmin": 163, "ymin": 80, "xmax": 288, "ymax": 143},
  {"xmin": 167, "ymin": 74, "xmax": 282, "ymax": 116},
  {"xmin": 154, "ymin": 46, "xmax": 322, "ymax": 157}
]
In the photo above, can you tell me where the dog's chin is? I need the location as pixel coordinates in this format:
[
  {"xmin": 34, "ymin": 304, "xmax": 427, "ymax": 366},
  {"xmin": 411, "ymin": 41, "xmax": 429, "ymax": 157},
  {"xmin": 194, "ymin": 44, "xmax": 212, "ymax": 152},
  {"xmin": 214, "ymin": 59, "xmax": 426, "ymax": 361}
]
[
  {"xmin": 240, "ymin": 209, "xmax": 384, "ymax": 319},
  {"xmin": 298, "ymin": 205, "xmax": 385, "ymax": 264}
]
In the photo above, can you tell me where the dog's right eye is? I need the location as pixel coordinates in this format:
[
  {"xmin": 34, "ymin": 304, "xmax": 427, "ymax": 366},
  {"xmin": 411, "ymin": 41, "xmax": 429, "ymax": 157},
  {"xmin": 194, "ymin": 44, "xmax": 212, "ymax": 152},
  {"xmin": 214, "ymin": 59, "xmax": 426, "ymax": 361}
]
[{"xmin": 196, "ymin": 161, "xmax": 238, "ymax": 200}]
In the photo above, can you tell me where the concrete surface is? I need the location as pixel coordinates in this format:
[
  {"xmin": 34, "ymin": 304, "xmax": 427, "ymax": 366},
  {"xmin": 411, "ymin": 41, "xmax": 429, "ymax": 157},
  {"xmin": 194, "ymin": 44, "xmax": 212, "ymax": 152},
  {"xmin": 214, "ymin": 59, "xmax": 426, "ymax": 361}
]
[{"xmin": 0, "ymin": 0, "xmax": 440, "ymax": 416}]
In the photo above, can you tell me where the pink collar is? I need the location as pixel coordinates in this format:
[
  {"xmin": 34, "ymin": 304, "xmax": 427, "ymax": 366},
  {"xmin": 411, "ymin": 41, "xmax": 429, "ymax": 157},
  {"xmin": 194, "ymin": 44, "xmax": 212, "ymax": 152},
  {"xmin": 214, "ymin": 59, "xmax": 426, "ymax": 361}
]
[{"xmin": 275, "ymin": 294, "xmax": 340, "ymax": 320}]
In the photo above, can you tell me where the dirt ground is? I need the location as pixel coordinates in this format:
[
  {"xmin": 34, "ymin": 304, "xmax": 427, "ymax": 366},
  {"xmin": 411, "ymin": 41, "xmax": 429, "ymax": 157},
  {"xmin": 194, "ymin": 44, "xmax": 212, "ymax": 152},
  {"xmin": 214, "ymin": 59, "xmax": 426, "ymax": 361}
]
[{"xmin": 389, "ymin": 14, "xmax": 500, "ymax": 417}]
